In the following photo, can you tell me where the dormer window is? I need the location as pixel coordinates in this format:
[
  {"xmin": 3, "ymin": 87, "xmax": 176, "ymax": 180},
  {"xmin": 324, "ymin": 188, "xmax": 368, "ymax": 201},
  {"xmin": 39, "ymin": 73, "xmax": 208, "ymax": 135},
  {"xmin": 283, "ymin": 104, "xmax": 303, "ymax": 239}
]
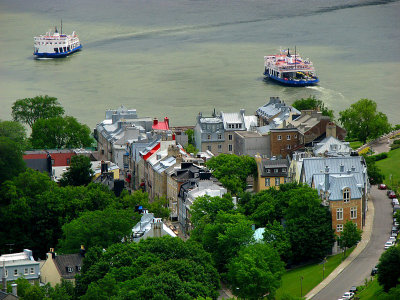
[
  {"xmin": 76, "ymin": 266, "xmax": 81, "ymax": 272},
  {"xmin": 66, "ymin": 267, "xmax": 73, "ymax": 273},
  {"xmin": 343, "ymin": 188, "xmax": 350, "ymax": 202}
]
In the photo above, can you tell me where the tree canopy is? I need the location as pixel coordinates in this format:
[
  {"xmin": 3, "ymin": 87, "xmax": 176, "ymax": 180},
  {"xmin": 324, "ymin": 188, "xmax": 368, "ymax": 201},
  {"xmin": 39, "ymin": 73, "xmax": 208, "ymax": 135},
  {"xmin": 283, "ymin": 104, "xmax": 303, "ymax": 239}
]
[
  {"xmin": 0, "ymin": 120, "xmax": 28, "ymax": 150},
  {"xmin": 292, "ymin": 96, "xmax": 334, "ymax": 119},
  {"xmin": 59, "ymin": 155, "xmax": 94, "ymax": 187},
  {"xmin": 75, "ymin": 237, "xmax": 220, "ymax": 299},
  {"xmin": 30, "ymin": 116, "xmax": 93, "ymax": 149},
  {"xmin": 339, "ymin": 98, "xmax": 392, "ymax": 143},
  {"xmin": 337, "ymin": 220, "xmax": 362, "ymax": 256},
  {"xmin": 206, "ymin": 154, "xmax": 257, "ymax": 195},
  {"xmin": 11, "ymin": 95, "xmax": 65, "ymax": 128},
  {"xmin": 0, "ymin": 137, "xmax": 26, "ymax": 185},
  {"xmin": 377, "ymin": 244, "xmax": 400, "ymax": 292},
  {"xmin": 227, "ymin": 243, "xmax": 285, "ymax": 300}
]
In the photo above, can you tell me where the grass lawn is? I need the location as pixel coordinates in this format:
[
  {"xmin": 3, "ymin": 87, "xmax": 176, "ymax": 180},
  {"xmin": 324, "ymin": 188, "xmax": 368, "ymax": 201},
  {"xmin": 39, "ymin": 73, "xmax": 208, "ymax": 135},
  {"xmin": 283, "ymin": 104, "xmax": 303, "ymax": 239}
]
[
  {"xmin": 275, "ymin": 247, "xmax": 355, "ymax": 299},
  {"xmin": 350, "ymin": 141, "xmax": 363, "ymax": 150},
  {"xmin": 376, "ymin": 148, "xmax": 400, "ymax": 188},
  {"xmin": 356, "ymin": 278, "xmax": 386, "ymax": 299}
]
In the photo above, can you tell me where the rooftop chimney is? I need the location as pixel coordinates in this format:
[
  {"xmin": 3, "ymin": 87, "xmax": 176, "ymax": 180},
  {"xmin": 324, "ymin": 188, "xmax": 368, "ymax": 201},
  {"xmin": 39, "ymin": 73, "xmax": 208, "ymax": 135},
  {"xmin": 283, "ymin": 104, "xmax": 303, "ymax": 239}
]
[
  {"xmin": 324, "ymin": 165, "xmax": 330, "ymax": 191},
  {"xmin": 164, "ymin": 117, "xmax": 169, "ymax": 126},
  {"xmin": 153, "ymin": 118, "xmax": 158, "ymax": 126}
]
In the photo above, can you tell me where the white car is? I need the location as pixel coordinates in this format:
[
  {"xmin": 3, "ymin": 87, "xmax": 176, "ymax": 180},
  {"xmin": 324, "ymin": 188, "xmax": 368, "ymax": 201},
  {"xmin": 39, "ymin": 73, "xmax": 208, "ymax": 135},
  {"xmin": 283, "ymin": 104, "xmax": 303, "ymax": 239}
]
[
  {"xmin": 392, "ymin": 198, "xmax": 399, "ymax": 206},
  {"xmin": 388, "ymin": 236, "xmax": 397, "ymax": 242},
  {"xmin": 384, "ymin": 240, "xmax": 395, "ymax": 249},
  {"xmin": 342, "ymin": 292, "xmax": 354, "ymax": 299}
]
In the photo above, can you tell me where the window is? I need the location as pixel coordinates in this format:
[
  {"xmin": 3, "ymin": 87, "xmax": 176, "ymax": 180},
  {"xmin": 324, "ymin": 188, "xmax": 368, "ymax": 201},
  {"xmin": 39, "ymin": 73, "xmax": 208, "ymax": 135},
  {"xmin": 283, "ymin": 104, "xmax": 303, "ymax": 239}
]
[
  {"xmin": 275, "ymin": 178, "xmax": 280, "ymax": 186},
  {"xmin": 218, "ymin": 144, "xmax": 222, "ymax": 152},
  {"xmin": 218, "ymin": 134, "xmax": 222, "ymax": 140},
  {"xmin": 14, "ymin": 269, "xmax": 18, "ymax": 276},
  {"xmin": 274, "ymin": 169, "xmax": 278, "ymax": 173},
  {"xmin": 207, "ymin": 145, "xmax": 211, "ymax": 151},
  {"xmin": 351, "ymin": 207, "xmax": 357, "ymax": 219},
  {"xmin": 284, "ymin": 177, "xmax": 289, "ymax": 183},
  {"xmin": 76, "ymin": 266, "xmax": 81, "ymax": 272},
  {"xmin": 337, "ymin": 224, "xmax": 343, "ymax": 232},
  {"xmin": 207, "ymin": 135, "xmax": 211, "ymax": 140},
  {"xmin": 287, "ymin": 144, "xmax": 291, "ymax": 150},
  {"xmin": 66, "ymin": 158, "xmax": 70, "ymax": 165},
  {"xmin": 228, "ymin": 144, "xmax": 233, "ymax": 151},
  {"xmin": 336, "ymin": 208, "xmax": 343, "ymax": 220},
  {"xmin": 294, "ymin": 134, "xmax": 298, "ymax": 139},
  {"xmin": 228, "ymin": 134, "xmax": 233, "ymax": 141},
  {"xmin": 343, "ymin": 188, "xmax": 350, "ymax": 202},
  {"xmin": 30, "ymin": 268, "xmax": 34, "ymax": 274},
  {"xmin": 54, "ymin": 48, "xmax": 58, "ymax": 53},
  {"xmin": 282, "ymin": 168, "xmax": 286, "ymax": 173},
  {"xmin": 267, "ymin": 169, "xmax": 271, "ymax": 173},
  {"xmin": 277, "ymin": 135, "xmax": 282, "ymax": 141},
  {"xmin": 67, "ymin": 267, "xmax": 73, "ymax": 273},
  {"xmin": 4, "ymin": 270, "xmax": 7, "ymax": 277},
  {"xmin": 24, "ymin": 268, "xmax": 28, "ymax": 275},
  {"xmin": 286, "ymin": 135, "xmax": 291, "ymax": 140},
  {"xmin": 265, "ymin": 178, "xmax": 270, "ymax": 187},
  {"xmin": 51, "ymin": 159, "xmax": 55, "ymax": 165}
]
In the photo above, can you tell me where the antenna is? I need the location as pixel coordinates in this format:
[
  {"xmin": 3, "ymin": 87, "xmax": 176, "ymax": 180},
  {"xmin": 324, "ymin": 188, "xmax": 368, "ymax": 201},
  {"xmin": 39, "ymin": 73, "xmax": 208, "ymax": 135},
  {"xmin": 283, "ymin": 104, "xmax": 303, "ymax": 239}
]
[{"xmin": 61, "ymin": 19, "xmax": 63, "ymax": 34}]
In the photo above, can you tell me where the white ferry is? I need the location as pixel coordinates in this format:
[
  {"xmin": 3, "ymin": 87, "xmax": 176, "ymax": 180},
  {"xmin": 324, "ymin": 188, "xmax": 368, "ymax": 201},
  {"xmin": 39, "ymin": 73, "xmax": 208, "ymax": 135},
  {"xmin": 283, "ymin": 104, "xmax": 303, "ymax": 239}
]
[
  {"xmin": 33, "ymin": 25, "xmax": 82, "ymax": 58},
  {"xmin": 263, "ymin": 48, "xmax": 319, "ymax": 86}
]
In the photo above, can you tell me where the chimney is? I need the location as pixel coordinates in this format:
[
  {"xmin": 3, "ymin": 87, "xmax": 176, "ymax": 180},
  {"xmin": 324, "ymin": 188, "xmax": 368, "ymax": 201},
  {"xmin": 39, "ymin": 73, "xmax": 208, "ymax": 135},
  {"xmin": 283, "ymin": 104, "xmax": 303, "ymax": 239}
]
[
  {"xmin": 151, "ymin": 219, "xmax": 162, "ymax": 237},
  {"xmin": 11, "ymin": 283, "xmax": 17, "ymax": 296},
  {"xmin": 172, "ymin": 134, "xmax": 176, "ymax": 141},
  {"xmin": 48, "ymin": 248, "xmax": 55, "ymax": 259},
  {"xmin": 240, "ymin": 109, "xmax": 245, "ymax": 117},
  {"xmin": 164, "ymin": 117, "xmax": 169, "ymax": 127},
  {"xmin": 324, "ymin": 166, "xmax": 330, "ymax": 191},
  {"xmin": 326, "ymin": 122, "xmax": 337, "ymax": 138},
  {"xmin": 153, "ymin": 118, "xmax": 158, "ymax": 126}
]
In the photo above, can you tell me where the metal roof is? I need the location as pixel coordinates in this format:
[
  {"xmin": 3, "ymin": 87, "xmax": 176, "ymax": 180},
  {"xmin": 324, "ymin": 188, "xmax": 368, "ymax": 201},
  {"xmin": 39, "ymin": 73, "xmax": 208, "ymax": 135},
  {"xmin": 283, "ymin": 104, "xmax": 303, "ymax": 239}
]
[
  {"xmin": 316, "ymin": 174, "xmax": 362, "ymax": 201},
  {"xmin": 313, "ymin": 136, "xmax": 352, "ymax": 156}
]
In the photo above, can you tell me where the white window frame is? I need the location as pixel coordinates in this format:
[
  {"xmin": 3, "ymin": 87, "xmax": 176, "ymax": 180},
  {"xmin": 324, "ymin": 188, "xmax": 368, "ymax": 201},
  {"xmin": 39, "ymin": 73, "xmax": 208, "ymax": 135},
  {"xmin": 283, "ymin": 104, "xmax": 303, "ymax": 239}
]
[
  {"xmin": 30, "ymin": 267, "xmax": 34, "ymax": 274},
  {"xmin": 218, "ymin": 134, "xmax": 222, "ymax": 140},
  {"xmin": 287, "ymin": 144, "xmax": 291, "ymax": 150},
  {"xmin": 207, "ymin": 134, "xmax": 211, "ymax": 140},
  {"xmin": 218, "ymin": 144, "xmax": 222, "ymax": 152},
  {"xmin": 282, "ymin": 168, "xmax": 286, "ymax": 173},
  {"xmin": 337, "ymin": 224, "xmax": 343, "ymax": 232},
  {"xmin": 351, "ymin": 207, "xmax": 357, "ymax": 219},
  {"xmin": 274, "ymin": 169, "xmax": 278, "ymax": 173},
  {"xmin": 228, "ymin": 134, "xmax": 233, "ymax": 141},
  {"xmin": 24, "ymin": 268, "xmax": 28, "ymax": 275},
  {"xmin": 265, "ymin": 178, "xmax": 270, "ymax": 187},
  {"xmin": 343, "ymin": 188, "xmax": 350, "ymax": 203},
  {"xmin": 337, "ymin": 208, "xmax": 343, "ymax": 220},
  {"xmin": 286, "ymin": 135, "xmax": 291, "ymax": 140},
  {"xmin": 277, "ymin": 135, "xmax": 282, "ymax": 141},
  {"xmin": 275, "ymin": 178, "xmax": 280, "ymax": 186},
  {"xmin": 228, "ymin": 144, "xmax": 233, "ymax": 151},
  {"xmin": 14, "ymin": 269, "xmax": 18, "ymax": 276}
]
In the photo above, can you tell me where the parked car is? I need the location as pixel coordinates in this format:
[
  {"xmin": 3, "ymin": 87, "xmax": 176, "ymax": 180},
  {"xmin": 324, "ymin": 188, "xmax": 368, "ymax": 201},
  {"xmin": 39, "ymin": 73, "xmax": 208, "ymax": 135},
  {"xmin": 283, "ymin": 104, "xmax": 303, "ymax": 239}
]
[
  {"xmin": 384, "ymin": 240, "xmax": 395, "ymax": 249},
  {"xmin": 379, "ymin": 184, "xmax": 387, "ymax": 190},
  {"xmin": 387, "ymin": 190, "xmax": 394, "ymax": 196},
  {"xmin": 389, "ymin": 191, "xmax": 397, "ymax": 199},
  {"xmin": 392, "ymin": 198, "xmax": 399, "ymax": 207},
  {"xmin": 349, "ymin": 286, "xmax": 357, "ymax": 293},
  {"xmin": 342, "ymin": 291, "xmax": 355, "ymax": 299},
  {"xmin": 371, "ymin": 266, "xmax": 378, "ymax": 276}
]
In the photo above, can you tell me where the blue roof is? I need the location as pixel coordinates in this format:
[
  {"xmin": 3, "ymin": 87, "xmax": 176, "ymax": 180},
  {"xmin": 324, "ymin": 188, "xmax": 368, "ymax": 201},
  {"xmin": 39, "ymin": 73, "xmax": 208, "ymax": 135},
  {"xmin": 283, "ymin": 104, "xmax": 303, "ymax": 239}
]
[{"xmin": 316, "ymin": 174, "xmax": 362, "ymax": 201}]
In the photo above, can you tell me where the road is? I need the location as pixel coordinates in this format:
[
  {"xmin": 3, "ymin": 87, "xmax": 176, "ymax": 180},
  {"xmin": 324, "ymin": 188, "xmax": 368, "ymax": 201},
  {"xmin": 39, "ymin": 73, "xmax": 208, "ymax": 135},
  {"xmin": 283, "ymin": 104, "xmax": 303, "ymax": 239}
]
[{"xmin": 312, "ymin": 186, "xmax": 393, "ymax": 299}]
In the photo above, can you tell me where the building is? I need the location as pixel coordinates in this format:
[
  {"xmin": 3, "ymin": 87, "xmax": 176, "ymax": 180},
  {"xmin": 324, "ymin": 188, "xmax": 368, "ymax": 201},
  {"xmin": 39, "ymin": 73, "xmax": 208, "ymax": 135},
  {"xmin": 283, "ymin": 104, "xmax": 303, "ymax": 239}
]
[
  {"xmin": 255, "ymin": 96, "xmax": 300, "ymax": 128},
  {"xmin": 194, "ymin": 109, "xmax": 257, "ymax": 155},
  {"xmin": 0, "ymin": 250, "xmax": 40, "ymax": 284},
  {"xmin": 129, "ymin": 210, "xmax": 177, "ymax": 242},
  {"xmin": 234, "ymin": 131, "xmax": 270, "ymax": 157},
  {"xmin": 300, "ymin": 156, "xmax": 369, "ymax": 234},
  {"xmin": 40, "ymin": 248, "xmax": 84, "ymax": 286},
  {"xmin": 269, "ymin": 128, "xmax": 301, "ymax": 158},
  {"xmin": 254, "ymin": 155, "xmax": 290, "ymax": 192},
  {"xmin": 312, "ymin": 136, "xmax": 352, "ymax": 157}
]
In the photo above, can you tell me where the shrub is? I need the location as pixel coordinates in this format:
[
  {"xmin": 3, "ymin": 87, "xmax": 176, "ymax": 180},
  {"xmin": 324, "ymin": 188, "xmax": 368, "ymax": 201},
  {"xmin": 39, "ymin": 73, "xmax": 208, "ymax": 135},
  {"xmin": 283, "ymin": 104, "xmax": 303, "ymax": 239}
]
[{"xmin": 358, "ymin": 147, "xmax": 370, "ymax": 155}]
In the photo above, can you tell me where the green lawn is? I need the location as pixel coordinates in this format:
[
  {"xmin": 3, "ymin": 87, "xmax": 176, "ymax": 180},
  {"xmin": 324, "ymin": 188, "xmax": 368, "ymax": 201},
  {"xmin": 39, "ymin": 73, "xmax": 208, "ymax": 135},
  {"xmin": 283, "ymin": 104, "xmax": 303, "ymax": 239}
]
[
  {"xmin": 275, "ymin": 247, "xmax": 355, "ymax": 299},
  {"xmin": 350, "ymin": 141, "xmax": 363, "ymax": 150},
  {"xmin": 356, "ymin": 278, "xmax": 385, "ymax": 299},
  {"xmin": 376, "ymin": 148, "xmax": 400, "ymax": 188}
]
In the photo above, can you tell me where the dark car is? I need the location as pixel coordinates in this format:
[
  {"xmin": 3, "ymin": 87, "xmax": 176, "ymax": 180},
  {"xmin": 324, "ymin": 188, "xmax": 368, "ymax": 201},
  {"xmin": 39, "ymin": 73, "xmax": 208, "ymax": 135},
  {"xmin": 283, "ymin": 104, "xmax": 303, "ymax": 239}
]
[{"xmin": 371, "ymin": 266, "xmax": 378, "ymax": 276}]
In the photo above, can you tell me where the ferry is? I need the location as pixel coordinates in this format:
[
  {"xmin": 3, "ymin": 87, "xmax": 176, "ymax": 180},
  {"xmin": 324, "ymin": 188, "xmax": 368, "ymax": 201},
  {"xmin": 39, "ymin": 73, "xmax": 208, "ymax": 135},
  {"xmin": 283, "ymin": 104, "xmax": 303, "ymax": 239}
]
[
  {"xmin": 33, "ymin": 25, "xmax": 82, "ymax": 58},
  {"xmin": 263, "ymin": 48, "xmax": 319, "ymax": 86}
]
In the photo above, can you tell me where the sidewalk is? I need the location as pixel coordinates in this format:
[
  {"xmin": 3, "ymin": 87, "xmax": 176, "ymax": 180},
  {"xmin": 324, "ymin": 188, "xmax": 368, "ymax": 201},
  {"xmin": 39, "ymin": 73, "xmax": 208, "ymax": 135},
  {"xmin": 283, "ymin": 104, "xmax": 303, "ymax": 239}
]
[{"xmin": 305, "ymin": 198, "xmax": 375, "ymax": 299}]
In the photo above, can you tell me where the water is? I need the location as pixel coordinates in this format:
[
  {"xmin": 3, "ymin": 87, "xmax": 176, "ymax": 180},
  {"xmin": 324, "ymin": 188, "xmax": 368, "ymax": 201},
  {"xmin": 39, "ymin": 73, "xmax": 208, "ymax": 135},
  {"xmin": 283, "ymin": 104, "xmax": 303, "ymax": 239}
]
[{"xmin": 1, "ymin": 0, "xmax": 399, "ymax": 129}]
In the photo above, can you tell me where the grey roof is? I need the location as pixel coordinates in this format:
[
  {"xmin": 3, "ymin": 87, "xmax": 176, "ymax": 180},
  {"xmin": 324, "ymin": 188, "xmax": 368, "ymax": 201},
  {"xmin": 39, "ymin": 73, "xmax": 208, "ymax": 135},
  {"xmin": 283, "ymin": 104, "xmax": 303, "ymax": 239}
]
[
  {"xmin": 302, "ymin": 156, "xmax": 366, "ymax": 187},
  {"xmin": 199, "ymin": 117, "xmax": 222, "ymax": 124},
  {"xmin": 316, "ymin": 174, "xmax": 362, "ymax": 201},
  {"xmin": 153, "ymin": 156, "xmax": 176, "ymax": 174},
  {"xmin": 256, "ymin": 97, "xmax": 300, "ymax": 119},
  {"xmin": 313, "ymin": 136, "xmax": 352, "ymax": 157},
  {"xmin": 260, "ymin": 159, "xmax": 289, "ymax": 177},
  {"xmin": 24, "ymin": 158, "xmax": 50, "ymax": 173},
  {"xmin": 221, "ymin": 111, "xmax": 244, "ymax": 125},
  {"xmin": 54, "ymin": 253, "xmax": 83, "ymax": 280}
]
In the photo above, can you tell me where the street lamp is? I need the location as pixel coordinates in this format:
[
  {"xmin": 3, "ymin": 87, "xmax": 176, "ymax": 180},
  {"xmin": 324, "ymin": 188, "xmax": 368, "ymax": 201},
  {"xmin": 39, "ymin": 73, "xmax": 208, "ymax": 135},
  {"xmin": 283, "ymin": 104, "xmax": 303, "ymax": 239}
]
[{"xmin": 300, "ymin": 276, "xmax": 304, "ymax": 297}]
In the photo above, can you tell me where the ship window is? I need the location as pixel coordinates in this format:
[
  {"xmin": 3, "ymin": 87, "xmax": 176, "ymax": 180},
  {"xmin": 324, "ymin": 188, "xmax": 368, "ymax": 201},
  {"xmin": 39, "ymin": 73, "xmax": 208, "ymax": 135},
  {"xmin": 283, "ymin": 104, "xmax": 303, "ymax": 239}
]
[
  {"xmin": 67, "ymin": 46, "xmax": 70, "ymax": 51},
  {"xmin": 54, "ymin": 48, "xmax": 58, "ymax": 53},
  {"xmin": 63, "ymin": 47, "xmax": 66, "ymax": 52}
]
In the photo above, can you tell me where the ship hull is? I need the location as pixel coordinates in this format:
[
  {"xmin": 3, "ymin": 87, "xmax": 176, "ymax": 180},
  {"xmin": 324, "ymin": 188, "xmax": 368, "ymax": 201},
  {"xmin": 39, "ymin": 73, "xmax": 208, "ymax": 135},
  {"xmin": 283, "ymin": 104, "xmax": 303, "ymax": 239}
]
[
  {"xmin": 34, "ymin": 45, "xmax": 82, "ymax": 58},
  {"xmin": 264, "ymin": 72, "xmax": 319, "ymax": 87}
]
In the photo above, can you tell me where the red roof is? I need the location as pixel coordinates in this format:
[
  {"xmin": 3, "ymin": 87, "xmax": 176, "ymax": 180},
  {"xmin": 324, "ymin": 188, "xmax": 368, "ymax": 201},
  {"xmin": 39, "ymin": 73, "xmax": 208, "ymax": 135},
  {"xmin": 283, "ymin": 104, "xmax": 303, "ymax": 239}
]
[{"xmin": 152, "ymin": 117, "xmax": 170, "ymax": 131}]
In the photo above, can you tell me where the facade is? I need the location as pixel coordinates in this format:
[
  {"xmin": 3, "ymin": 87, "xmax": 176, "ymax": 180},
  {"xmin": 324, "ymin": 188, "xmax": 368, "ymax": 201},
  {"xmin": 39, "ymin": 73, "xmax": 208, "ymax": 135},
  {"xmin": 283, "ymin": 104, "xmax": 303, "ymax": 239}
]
[
  {"xmin": 254, "ymin": 155, "xmax": 290, "ymax": 192},
  {"xmin": 300, "ymin": 156, "xmax": 369, "ymax": 232},
  {"xmin": 40, "ymin": 248, "xmax": 84, "ymax": 286},
  {"xmin": 234, "ymin": 130, "xmax": 270, "ymax": 157},
  {"xmin": 0, "ymin": 250, "xmax": 40, "ymax": 284},
  {"xmin": 269, "ymin": 128, "xmax": 301, "ymax": 158},
  {"xmin": 129, "ymin": 210, "xmax": 177, "ymax": 242}
]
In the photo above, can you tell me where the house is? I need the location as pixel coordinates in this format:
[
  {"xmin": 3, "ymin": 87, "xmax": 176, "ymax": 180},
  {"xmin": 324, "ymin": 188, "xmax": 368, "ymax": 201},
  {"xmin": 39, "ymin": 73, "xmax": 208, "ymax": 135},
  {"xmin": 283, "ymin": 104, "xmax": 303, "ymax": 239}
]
[
  {"xmin": 129, "ymin": 210, "xmax": 177, "ymax": 242},
  {"xmin": 255, "ymin": 96, "xmax": 300, "ymax": 128},
  {"xmin": 194, "ymin": 109, "xmax": 257, "ymax": 155},
  {"xmin": 40, "ymin": 248, "xmax": 84, "ymax": 286},
  {"xmin": 234, "ymin": 131, "xmax": 270, "ymax": 157},
  {"xmin": 178, "ymin": 174, "xmax": 227, "ymax": 234},
  {"xmin": 312, "ymin": 136, "xmax": 352, "ymax": 157},
  {"xmin": 254, "ymin": 155, "xmax": 290, "ymax": 192},
  {"xmin": 0, "ymin": 250, "xmax": 40, "ymax": 284},
  {"xmin": 300, "ymin": 156, "xmax": 369, "ymax": 234},
  {"xmin": 269, "ymin": 128, "xmax": 301, "ymax": 158}
]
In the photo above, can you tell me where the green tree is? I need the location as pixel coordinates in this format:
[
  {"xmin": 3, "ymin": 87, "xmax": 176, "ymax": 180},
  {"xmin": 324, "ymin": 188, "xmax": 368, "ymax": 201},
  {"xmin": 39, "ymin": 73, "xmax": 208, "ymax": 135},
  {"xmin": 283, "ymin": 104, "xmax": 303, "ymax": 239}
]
[
  {"xmin": 292, "ymin": 96, "xmax": 334, "ymax": 119},
  {"xmin": 30, "ymin": 116, "xmax": 92, "ymax": 149},
  {"xmin": 263, "ymin": 220, "xmax": 292, "ymax": 262},
  {"xmin": 377, "ymin": 244, "xmax": 400, "ymax": 292},
  {"xmin": 363, "ymin": 155, "xmax": 385, "ymax": 185},
  {"xmin": 337, "ymin": 220, "xmax": 362, "ymax": 257},
  {"xmin": 206, "ymin": 154, "xmax": 257, "ymax": 195},
  {"xmin": 185, "ymin": 128, "xmax": 195, "ymax": 145},
  {"xmin": 190, "ymin": 194, "xmax": 234, "ymax": 227},
  {"xmin": 59, "ymin": 155, "xmax": 94, "ymax": 187},
  {"xmin": 227, "ymin": 243, "xmax": 285, "ymax": 300},
  {"xmin": 11, "ymin": 95, "xmax": 65, "ymax": 128},
  {"xmin": 339, "ymin": 98, "xmax": 392, "ymax": 143},
  {"xmin": 0, "ymin": 137, "xmax": 26, "ymax": 184},
  {"xmin": 58, "ymin": 207, "xmax": 139, "ymax": 253},
  {"xmin": 0, "ymin": 120, "xmax": 28, "ymax": 150},
  {"xmin": 184, "ymin": 143, "xmax": 198, "ymax": 155}
]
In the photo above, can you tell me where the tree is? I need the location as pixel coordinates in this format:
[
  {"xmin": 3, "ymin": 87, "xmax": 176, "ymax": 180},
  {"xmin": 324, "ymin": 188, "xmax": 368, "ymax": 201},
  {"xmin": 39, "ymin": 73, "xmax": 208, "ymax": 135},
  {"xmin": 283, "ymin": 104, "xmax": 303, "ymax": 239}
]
[
  {"xmin": 263, "ymin": 220, "xmax": 292, "ymax": 262},
  {"xmin": 378, "ymin": 244, "xmax": 400, "ymax": 292},
  {"xmin": 0, "ymin": 137, "xmax": 26, "ymax": 184},
  {"xmin": 184, "ymin": 143, "xmax": 198, "ymax": 155},
  {"xmin": 363, "ymin": 155, "xmax": 385, "ymax": 185},
  {"xmin": 11, "ymin": 95, "xmax": 65, "ymax": 128},
  {"xmin": 337, "ymin": 221, "xmax": 362, "ymax": 257},
  {"xmin": 185, "ymin": 128, "xmax": 195, "ymax": 146},
  {"xmin": 339, "ymin": 99, "xmax": 392, "ymax": 143},
  {"xmin": 58, "ymin": 207, "xmax": 139, "ymax": 253},
  {"xmin": 30, "ymin": 116, "xmax": 92, "ymax": 149},
  {"xmin": 0, "ymin": 120, "xmax": 28, "ymax": 150},
  {"xmin": 292, "ymin": 96, "xmax": 334, "ymax": 119},
  {"xmin": 59, "ymin": 155, "xmax": 94, "ymax": 186},
  {"xmin": 190, "ymin": 194, "xmax": 234, "ymax": 226},
  {"xmin": 206, "ymin": 154, "xmax": 257, "ymax": 195},
  {"xmin": 227, "ymin": 243, "xmax": 285, "ymax": 300}
]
